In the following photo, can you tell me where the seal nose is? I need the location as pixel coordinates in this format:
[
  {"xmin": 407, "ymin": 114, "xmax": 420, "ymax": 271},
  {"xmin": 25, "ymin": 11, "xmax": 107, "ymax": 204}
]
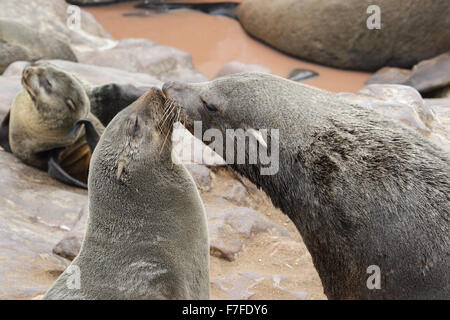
[{"xmin": 162, "ymin": 81, "xmax": 174, "ymax": 93}]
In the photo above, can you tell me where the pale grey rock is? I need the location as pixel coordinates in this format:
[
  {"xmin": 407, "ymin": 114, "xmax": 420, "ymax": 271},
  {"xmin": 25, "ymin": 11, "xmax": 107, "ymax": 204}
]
[
  {"xmin": 0, "ymin": 0, "xmax": 113, "ymax": 49},
  {"xmin": 366, "ymin": 67, "xmax": 412, "ymax": 85},
  {"xmin": 338, "ymin": 85, "xmax": 450, "ymax": 153},
  {"xmin": 75, "ymin": 38, "xmax": 208, "ymax": 83},
  {"xmin": 3, "ymin": 60, "xmax": 162, "ymax": 88},
  {"xmin": 184, "ymin": 163, "xmax": 213, "ymax": 192},
  {"xmin": 206, "ymin": 201, "xmax": 289, "ymax": 261},
  {"xmin": 0, "ymin": 19, "xmax": 77, "ymax": 73},
  {"xmin": 212, "ymin": 272, "xmax": 308, "ymax": 300},
  {"xmin": 338, "ymin": 85, "xmax": 436, "ymax": 133},
  {"xmin": 0, "ymin": 150, "xmax": 87, "ymax": 299},
  {"xmin": 52, "ymin": 204, "xmax": 89, "ymax": 261},
  {"xmin": 406, "ymin": 52, "xmax": 450, "ymax": 94},
  {"xmin": 367, "ymin": 52, "xmax": 450, "ymax": 96}
]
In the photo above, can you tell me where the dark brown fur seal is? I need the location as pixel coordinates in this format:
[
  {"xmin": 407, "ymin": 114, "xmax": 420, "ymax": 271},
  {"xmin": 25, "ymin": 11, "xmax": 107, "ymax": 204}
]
[
  {"xmin": 44, "ymin": 88, "xmax": 210, "ymax": 300},
  {"xmin": 163, "ymin": 73, "xmax": 450, "ymax": 299}
]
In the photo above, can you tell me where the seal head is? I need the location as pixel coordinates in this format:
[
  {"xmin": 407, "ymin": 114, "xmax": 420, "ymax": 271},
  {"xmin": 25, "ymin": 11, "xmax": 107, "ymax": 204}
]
[
  {"xmin": 163, "ymin": 73, "xmax": 450, "ymax": 299},
  {"xmin": 44, "ymin": 88, "xmax": 210, "ymax": 299}
]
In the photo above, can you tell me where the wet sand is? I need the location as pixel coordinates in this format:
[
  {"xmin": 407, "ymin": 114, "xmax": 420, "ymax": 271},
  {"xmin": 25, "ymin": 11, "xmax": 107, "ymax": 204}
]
[{"xmin": 86, "ymin": 1, "xmax": 371, "ymax": 93}]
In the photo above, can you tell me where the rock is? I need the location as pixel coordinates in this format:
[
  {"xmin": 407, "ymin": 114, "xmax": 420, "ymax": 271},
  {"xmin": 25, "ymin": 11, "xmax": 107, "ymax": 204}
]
[
  {"xmin": 338, "ymin": 85, "xmax": 450, "ymax": 153},
  {"xmin": 184, "ymin": 163, "xmax": 213, "ymax": 192},
  {"xmin": 367, "ymin": 52, "xmax": 450, "ymax": 95},
  {"xmin": 0, "ymin": 76, "xmax": 21, "ymax": 117},
  {"xmin": 48, "ymin": 191, "xmax": 291, "ymax": 264},
  {"xmin": 0, "ymin": 0, "xmax": 113, "ymax": 49},
  {"xmin": 0, "ymin": 150, "xmax": 88, "ymax": 299},
  {"xmin": 75, "ymin": 38, "xmax": 208, "ymax": 83},
  {"xmin": 426, "ymin": 98, "xmax": 450, "ymax": 120},
  {"xmin": 237, "ymin": 0, "xmax": 450, "ymax": 71},
  {"xmin": 221, "ymin": 183, "xmax": 250, "ymax": 206},
  {"xmin": 52, "ymin": 204, "xmax": 89, "ymax": 261},
  {"xmin": 366, "ymin": 67, "xmax": 412, "ymax": 85},
  {"xmin": 212, "ymin": 272, "xmax": 308, "ymax": 300},
  {"xmin": 287, "ymin": 69, "xmax": 319, "ymax": 82},
  {"xmin": 405, "ymin": 52, "xmax": 450, "ymax": 94},
  {"xmin": 424, "ymin": 98, "xmax": 450, "ymax": 152},
  {"xmin": 0, "ymin": 19, "xmax": 77, "ymax": 73},
  {"xmin": 214, "ymin": 61, "xmax": 271, "ymax": 79},
  {"xmin": 338, "ymin": 84, "xmax": 436, "ymax": 133},
  {"xmin": 3, "ymin": 60, "xmax": 162, "ymax": 88},
  {"xmin": 206, "ymin": 201, "xmax": 289, "ymax": 261},
  {"xmin": 0, "ymin": 1, "xmax": 207, "ymax": 82}
]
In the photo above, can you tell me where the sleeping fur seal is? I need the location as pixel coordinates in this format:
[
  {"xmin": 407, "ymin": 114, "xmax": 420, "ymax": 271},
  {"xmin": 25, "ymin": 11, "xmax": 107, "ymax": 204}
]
[
  {"xmin": 43, "ymin": 88, "xmax": 210, "ymax": 300},
  {"xmin": 0, "ymin": 62, "xmax": 146, "ymax": 188},
  {"xmin": 3, "ymin": 63, "xmax": 104, "ymax": 188},
  {"xmin": 163, "ymin": 73, "xmax": 450, "ymax": 299}
]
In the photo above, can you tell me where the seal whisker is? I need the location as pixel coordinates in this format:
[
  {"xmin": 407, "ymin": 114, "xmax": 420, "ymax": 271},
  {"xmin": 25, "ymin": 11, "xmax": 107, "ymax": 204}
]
[{"xmin": 159, "ymin": 104, "xmax": 176, "ymax": 132}]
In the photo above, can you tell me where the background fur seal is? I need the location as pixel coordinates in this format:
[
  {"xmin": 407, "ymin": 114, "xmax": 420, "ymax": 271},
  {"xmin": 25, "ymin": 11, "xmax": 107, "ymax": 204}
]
[
  {"xmin": 44, "ymin": 88, "xmax": 210, "ymax": 300},
  {"xmin": 4, "ymin": 63, "xmax": 104, "ymax": 187},
  {"xmin": 88, "ymin": 83, "xmax": 147, "ymax": 127},
  {"xmin": 163, "ymin": 73, "xmax": 450, "ymax": 299}
]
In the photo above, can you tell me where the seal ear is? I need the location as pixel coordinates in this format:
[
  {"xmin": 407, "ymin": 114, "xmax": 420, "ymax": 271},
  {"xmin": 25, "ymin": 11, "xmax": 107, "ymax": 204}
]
[
  {"xmin": 68, "ymin": 119, "xmax": 100, "ymax": 153},
  {"xmin": 0, "ymin": 111, "xmax": 12, "ymax": 153},
  {"xmin": 48, "ymin": 154, "xmax": 88, "ymax": 189}
]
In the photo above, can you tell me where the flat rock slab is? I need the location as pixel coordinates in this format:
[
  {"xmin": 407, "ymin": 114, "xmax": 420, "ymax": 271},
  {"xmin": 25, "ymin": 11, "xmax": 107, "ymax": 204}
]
[
  {"xmin": 367, "ymin": 52, "xmax": 450, "ymax": 94},
  {"xmin": 0, "ymin": 0, "xmax": 113, "ymax": 49},
  {"xmin": 75, "ymin": 38, "xmax": 208, "ymax": 83},
  {"xmin": 338, "ymin": 84, "xmax": 436, "ymax": 132},
  {"xmin": 3, "ymin": 60, "xmax": 162, "ymax": 88},
  {"xmin": 206, "ymin": 200, "xmax": 290, "ymax": 261},
  {"xmin": 406, "ymin": 52, "xmax": 450, "ymax": 93},
  {"xmin": 338, "ymin": 84, "xmax": 450, "ymax": 153},
  {"xmin": 212, "ymin": 272, "xmax": 308, "ymax": 300},
  {"xmin": 0, "ymin": 150, "xmax": 87, "ymax": 299}
]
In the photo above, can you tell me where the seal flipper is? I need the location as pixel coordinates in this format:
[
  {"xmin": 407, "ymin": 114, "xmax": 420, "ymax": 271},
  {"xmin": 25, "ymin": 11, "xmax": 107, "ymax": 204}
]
[
  {"xmin": 48, "ymin": 155, "xmax": 88, "ymax": 189},
  {"xmin": 0, "ymin": 111, "xmax": 12, "ymax": 153},
  {"xmin": 68, "ymin": 118, "xmax": 100, "ymax": 153}
]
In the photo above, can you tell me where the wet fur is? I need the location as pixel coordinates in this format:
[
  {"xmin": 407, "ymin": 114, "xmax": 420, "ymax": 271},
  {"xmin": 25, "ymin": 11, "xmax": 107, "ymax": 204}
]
[{"xmin": 164, "ymin": 73, "xmax": 450, "ymax": 299}]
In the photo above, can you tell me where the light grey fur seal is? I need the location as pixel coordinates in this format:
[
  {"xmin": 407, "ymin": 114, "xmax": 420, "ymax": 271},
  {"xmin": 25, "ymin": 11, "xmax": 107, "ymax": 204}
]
[
  {"xmin": 163, "ymin": 73, "xmax": 450, "ymax": 300},
  {"xmin": 43, "ymin": 88, "xmax": 210, "ymax": 300}
]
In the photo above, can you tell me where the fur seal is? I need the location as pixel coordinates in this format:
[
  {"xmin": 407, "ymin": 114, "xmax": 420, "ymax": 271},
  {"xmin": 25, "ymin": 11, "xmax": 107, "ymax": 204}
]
[
  {"xmin": 2, "ymin": 63, "xmax": 104, "ymax": 188},
  {"xmin": 163, "ymin": 73, "xmax": 450, "ymax": 299},
  {"xmin": 43, "ymin": 88, "xmax": 210, "ymax": 300},
  {"xmin": 88, "ymin": 83, "xmax": 147, "ymax": 127}
]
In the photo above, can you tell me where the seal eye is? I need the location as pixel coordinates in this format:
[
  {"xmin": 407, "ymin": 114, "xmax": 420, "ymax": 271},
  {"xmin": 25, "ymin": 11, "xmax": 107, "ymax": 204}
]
[
  {"xmin": 201, "ymin": 98, "xmax": 217, "ymax": 113},
  {"xmin": 132, "ymin": 117, "xmax": 140, "ymax": 137}
]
